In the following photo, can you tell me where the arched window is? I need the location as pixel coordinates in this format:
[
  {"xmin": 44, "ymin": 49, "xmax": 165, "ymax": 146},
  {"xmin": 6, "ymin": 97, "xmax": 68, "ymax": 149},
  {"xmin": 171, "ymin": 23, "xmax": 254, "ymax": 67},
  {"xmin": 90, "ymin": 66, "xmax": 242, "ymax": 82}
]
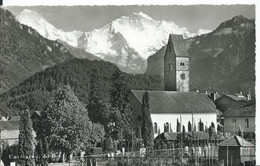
[
  {"xmin": 154, "ymin": 123, "xmax": 158, "ymax": 133},
  {"xmin": 180, "ymin": 62, "xmax": 185, "ymax": 66},
  {"xmin": 169, "ymin": 63, "xmax": 174, "ymax": 71}
]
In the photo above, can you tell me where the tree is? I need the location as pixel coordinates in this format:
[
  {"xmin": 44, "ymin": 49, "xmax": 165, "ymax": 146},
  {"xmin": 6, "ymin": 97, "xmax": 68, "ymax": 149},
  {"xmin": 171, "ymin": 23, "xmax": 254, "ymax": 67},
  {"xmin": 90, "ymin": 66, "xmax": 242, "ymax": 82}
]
[
  {"xmin": 35, "ymin": 138, "xmax": 48, "ymax": 166},
  {"xmin": 87, "ymin": 69, "xmax": 108, "ymax": 124},
  {"xmin": 18, "ymin": 109, "xmax": 35, "ymax": 166},
  {"xmin": 182, "ymin": 125, "xmax": 186, "ymax": 146},
  {"xmin": 199, "ymin": 119, "xmax": 204, "ymax": 131},
  {"xmin": 211, "ymin": 122, "xmax": 215, "ymax": 129},
  {"xmin": 141, "ymin": 92, "xmax": 154, "ymax": 148},
  {"xmin": 90, "ymin": 123, "xmax": 105, "ymax": 145},
  {"xmin": 176, "ymin": 119, "xmax": 181, "ymax": 132},
  {"xmin": 208, "ymin": 126, "xmax": 216, "ymax": 140},
  {"xmin": 39, "ymin": 85, "xmax": 91, "ymax": 161},
  {"xmin": 109, "ymin": 69, "xmax": 133, "ymax": 139},
  {"xmin": 105, "ymin": 137, "xmax": 114, "ymax": 153},
  {"xmin": 35, "ymin": 140, "xmax": 44, "ymax": 165},
  {"xmin": 188, "ymin": 121, "xmax": 192, "ymax": 132}
]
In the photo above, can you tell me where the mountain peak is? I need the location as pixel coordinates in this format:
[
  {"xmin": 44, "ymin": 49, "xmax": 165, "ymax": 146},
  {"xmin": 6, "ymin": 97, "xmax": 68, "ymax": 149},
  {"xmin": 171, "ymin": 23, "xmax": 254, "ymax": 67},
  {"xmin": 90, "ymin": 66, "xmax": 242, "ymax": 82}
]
[
  {"xmin": 18, "ymin": 9, "xmax": 44, "ymax": 20},
  {"xmin": 132, "ymin": 12, "xmax": 153, "ymax": 20}
]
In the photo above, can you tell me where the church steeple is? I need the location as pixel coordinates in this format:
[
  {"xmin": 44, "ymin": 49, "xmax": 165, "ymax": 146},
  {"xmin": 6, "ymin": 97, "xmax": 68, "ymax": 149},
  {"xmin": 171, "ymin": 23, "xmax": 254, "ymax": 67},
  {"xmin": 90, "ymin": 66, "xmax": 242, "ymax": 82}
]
[{"xmin": 164, "ymin": 34, "xmax": 189, "ymax": 92}]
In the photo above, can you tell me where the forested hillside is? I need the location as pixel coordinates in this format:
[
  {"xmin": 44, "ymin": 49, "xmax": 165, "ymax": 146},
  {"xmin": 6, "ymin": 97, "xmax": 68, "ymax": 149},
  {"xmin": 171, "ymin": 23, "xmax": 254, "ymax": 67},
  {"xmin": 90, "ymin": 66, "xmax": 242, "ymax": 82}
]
[
  {"xmin": 0, "ymin": 58, "xmax": 163, "ymax": 116},
  {"xmin": 0, "ymin": 8, "xmax": 75, "ymax": 94}
]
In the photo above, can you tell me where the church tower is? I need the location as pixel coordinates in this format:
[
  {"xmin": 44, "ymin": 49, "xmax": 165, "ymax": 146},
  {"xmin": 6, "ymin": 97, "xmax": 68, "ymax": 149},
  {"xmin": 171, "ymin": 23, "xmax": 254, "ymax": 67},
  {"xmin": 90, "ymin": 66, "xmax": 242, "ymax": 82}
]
[{"xmin": 164, "ymin": 34, "xmax": 189, "ymax": 92}]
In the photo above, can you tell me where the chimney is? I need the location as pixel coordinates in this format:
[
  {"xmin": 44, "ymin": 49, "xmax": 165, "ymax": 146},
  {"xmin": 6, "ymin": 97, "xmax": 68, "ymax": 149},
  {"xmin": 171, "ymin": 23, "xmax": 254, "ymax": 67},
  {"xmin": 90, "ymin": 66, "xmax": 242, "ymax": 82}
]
[
  {"xmin": 240, "ymin": 91, "xmax": 243, "ymax": 95},
  {"xmin": 214, "ymin": 92, "xmax": 217, "ymax": 101}
]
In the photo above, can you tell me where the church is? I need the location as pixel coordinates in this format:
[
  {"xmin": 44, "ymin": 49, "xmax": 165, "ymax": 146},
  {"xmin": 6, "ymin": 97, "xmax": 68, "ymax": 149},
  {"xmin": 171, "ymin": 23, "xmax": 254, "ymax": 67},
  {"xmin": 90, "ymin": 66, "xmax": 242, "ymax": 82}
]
[{"xmin": 129, "ymin": 34, "xmax": 218, "ymax": 138}]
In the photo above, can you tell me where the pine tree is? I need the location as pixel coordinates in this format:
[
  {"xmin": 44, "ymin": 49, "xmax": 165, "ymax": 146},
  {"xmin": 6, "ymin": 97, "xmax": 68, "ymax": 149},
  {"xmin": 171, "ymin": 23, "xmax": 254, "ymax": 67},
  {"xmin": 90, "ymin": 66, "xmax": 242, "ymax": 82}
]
[
  {"xmin": 109, "ymin": 69, "xmax": 133, "ymax": 139},
  {"xmin": 188, "ymin": 121, "xmax": 192, "ymax": 132},
  {"xmin": 182, "ymin": 125, "xmax": 186, "ymax": 146},
  {"xmin": 18, "ymin": 109, "xmax": 35, "ymax": 166},
  {"xmin": 176, "ymin": 119, "xmax": 181, "ymax": 132},
  {"xmin": 39, "ymin": 85, "xmax": 91, "ymax": 161},
  {"xmin": 199, "ymin": 119, "xmax": 204, "ymax": 131},
  {"xmin": 87, "ymin": 69, "xmax": 108, "ymax": 124},
  {"xmin": 141, "ymin": 92, "xmax": 154, "ymax": 148},
  {"xmin": 36, "ymin": 140, "xmax": 43, "ymax": 164}
]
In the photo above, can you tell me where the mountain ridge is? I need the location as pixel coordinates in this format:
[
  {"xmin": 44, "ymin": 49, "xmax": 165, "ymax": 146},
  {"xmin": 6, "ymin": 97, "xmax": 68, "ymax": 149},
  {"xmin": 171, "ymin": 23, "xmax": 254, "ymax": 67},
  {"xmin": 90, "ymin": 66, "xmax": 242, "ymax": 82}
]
[
  {"xmin": 16, "ymin": 9, "xmax": 212, "ymax": 73},
  {"xmin": 146, "ymin": 15, "xmax": 255, "ymax": 95}
]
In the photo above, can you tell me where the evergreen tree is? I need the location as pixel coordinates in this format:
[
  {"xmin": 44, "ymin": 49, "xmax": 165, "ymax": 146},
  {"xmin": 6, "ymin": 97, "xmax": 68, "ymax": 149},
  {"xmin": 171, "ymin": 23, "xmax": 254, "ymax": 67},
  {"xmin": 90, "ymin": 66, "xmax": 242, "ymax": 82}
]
[
  {"xmin": 182, "ymin": 125, "xmax": 186, "ymax": 146},
  {"xmin": 36, "ymin": 140, "xmax": 43, "ymax": 164},
  {"xmin": 188, "ymin": 121, "xmax": 192, "ymax": 132},
  {"xmin": 141, "ymin": 92, "xmax": 154, "ymax": 148},
  {"xmin": 39, "ymin": 85, "xmax": 91, "ymax": 161},
  {"xmin": 211, "ymin": 122, "xmax": 215, "ymax": 129},
  {"xmin": 105, "ymin": 137, "xmax": 114, "ymax": 153},
  {"xmin": 109, "ymin": 69, "xmax": 133, "ymax": 139},
  {"xmin": 18, "ymin": 109, "xmax": 35, "ymax": 166},
  {"xmin": 199, "ymin": 119, "xmax": 204, "ymax": 131},
  {"xmin": 176, "ymin": 119, "xmax": 181, "ymax": 132},
  {"xmin": 87, "ymin": 69, "xmax": 108, "ymax": 124}
]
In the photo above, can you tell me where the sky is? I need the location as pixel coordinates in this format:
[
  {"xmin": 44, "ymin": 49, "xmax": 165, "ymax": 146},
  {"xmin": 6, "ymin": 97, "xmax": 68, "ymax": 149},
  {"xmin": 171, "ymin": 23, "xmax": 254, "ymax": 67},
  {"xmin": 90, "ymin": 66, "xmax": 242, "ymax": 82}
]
[{"xmin": 5, "ymin": 5, "xmax": 255, "ymax": 33}]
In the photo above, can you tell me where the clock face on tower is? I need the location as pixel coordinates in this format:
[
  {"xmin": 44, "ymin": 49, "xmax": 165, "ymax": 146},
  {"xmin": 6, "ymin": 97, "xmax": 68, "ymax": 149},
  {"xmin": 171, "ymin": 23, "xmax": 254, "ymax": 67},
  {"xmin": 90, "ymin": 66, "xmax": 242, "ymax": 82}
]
[{"xmin": 180, "ymin": 73, "xmax": 186, "ymax": 80}]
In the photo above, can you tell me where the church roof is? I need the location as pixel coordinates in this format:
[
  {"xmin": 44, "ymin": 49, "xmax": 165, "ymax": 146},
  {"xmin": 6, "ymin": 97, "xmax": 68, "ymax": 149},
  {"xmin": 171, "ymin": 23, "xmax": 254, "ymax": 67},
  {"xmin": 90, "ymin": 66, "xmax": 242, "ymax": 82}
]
[
  {"xmin": 219, "ymin": 135, "xmax": 255, "ymax": 147},
  {"xmin": 130, "ymin": 90, "xmax": 217, "ymax": 114},
  {"xmin": 169, "ymin": 34, "xmax": 188, "ymax": 57}
]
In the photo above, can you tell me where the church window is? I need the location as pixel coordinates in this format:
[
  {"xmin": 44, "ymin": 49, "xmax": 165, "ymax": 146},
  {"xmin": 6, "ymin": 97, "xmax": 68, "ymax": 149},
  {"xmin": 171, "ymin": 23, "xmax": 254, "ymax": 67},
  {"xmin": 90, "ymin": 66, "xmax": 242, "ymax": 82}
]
[
  {"xmin": 169, "ymin": 63, "xmax": 174, "ymax": 71},
  {"xmin": 154, "ymin": 123, "xmax": 158, "ymax": 133},
  {"xmin": 180, "ymin": 62, "xmax": 185, "ymax": 66},
  {"xmin": 245, "ymin": 118, "xmax": 249, "ymax": 128},
  {"xmin": 180, "ymin": 73, "xmax": 186, "ymax": 80}
]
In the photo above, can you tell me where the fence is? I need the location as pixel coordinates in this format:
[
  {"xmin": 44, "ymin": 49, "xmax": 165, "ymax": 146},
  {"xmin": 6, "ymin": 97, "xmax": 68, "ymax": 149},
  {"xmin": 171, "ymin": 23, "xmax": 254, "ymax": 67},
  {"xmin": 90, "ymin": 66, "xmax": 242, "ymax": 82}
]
[{"xmin": 79, "ymin": 146, "xmax": 219, "ymax": 166}]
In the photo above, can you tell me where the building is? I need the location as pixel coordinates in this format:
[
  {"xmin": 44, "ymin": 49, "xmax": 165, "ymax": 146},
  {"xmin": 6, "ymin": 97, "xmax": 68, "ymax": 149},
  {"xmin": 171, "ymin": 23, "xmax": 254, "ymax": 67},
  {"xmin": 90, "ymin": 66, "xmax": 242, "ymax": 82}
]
[
  {"xmin": 129, "ymin": 34, "xmax": 218, "ymax": 138},
  {"xmin": 164, "ymin": 34, "xmax": 189, "ymax": 92},
  {"xmin": 221, "ymin": 103, "xmax": 255, "ymax": 139},
  {"xmin": 218, "ymin": 135, "xmax": 255, "ymax": 166},
  {"xmin": 0, "ymin": 120, "xmax": 20, "ymax": 146},
  {"xmin": 129, "ymin": 90, "xmax": 218, "ymax": 138}
]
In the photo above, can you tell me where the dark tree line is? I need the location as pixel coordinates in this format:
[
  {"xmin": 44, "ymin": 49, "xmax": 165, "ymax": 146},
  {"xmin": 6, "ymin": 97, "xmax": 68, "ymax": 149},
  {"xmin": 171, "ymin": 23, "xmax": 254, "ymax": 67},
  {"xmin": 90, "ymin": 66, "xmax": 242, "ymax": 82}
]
[{"xmin": 1, "ymin": 58, "xmax": 163, "ymax": 116}]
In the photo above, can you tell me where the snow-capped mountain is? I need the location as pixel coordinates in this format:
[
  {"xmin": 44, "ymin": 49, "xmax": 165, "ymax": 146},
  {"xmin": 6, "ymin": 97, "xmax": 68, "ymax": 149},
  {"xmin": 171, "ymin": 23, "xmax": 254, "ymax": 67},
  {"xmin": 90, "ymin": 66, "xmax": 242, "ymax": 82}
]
[
  {"xmin": 16, "ymin": 9, "xmax": 211, "ymax": 73},
  {"xmin": 16, "ymin": 9, "xmax": 83, "ymax": 47}
]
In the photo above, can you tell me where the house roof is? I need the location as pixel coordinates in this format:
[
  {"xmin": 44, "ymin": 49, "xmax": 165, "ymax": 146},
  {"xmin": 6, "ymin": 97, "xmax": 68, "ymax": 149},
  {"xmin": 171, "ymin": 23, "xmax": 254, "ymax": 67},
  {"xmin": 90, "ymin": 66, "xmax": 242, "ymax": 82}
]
[
  {"xmin": 0, "ymin": 121, "xmax": 20, "ymax": 130},
  {"xmin": 226, "ymin": 95, "xmax": 247, "ymax": 101},
  {"xmin": 169, "ymin": 34, "xmax": 188, "ymax": 57},
  {"xmin": 221, "ymin": 103, "xmax": 255, "ymax": 117},
  {"xmin": 130, "ymin": 90, "xmax": 217, "ymax": 114},
  {"xmin": 219, "ymin": 135, "xmax": 255, "ymax": 147},
  {"xmin": 155, "ymin": 132, "xmax": 179, "ymax": 140},
  {"xmin": 215, "ymin": 95, "xmax": 249, "ymax": 113}
]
